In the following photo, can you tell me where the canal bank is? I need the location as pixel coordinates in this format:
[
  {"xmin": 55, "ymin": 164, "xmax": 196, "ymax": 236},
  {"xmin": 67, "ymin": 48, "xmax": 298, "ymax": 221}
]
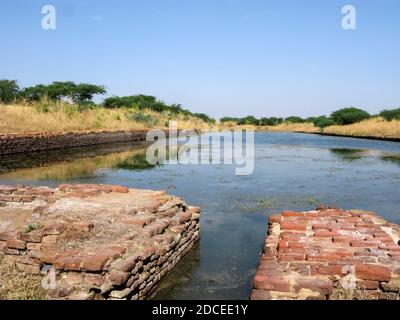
[
  {"xmin": 1, "ymin": 132, "xmax": 400, "ymax": 299},
  {"xmin": 0, "ymin": 183, "xmax": 200, "ymax": 299}
]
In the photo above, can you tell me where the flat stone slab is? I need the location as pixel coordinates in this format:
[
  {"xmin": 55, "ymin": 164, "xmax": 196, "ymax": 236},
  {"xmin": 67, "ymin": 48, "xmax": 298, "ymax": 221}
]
[
  {"xmin": 0, "ymin": 184, "xmax": 200, "ymax": 299},
  {"xmin": 251, "ymin": 208, "xmax": 400, "ymax": 300}
]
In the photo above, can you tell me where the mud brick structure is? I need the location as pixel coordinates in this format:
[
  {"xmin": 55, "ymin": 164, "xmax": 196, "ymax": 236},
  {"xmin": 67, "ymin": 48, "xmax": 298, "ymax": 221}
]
[
  {"xmin": 0, "ymin": 130, "xmax": 148, "ymax": 155},
  {"xmin": 251, "ymin": 208, "xmax": 400, "ymax": 300},
  {"xmin": 0, "ymin": 184, "xmax": 200, "ymax": 300}
]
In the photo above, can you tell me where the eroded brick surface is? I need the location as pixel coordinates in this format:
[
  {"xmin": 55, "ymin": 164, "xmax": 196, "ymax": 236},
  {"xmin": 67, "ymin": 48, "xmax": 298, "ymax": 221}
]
[
  {"xmin": 251, "ymin": 208, "xmax": 400, "ymax": 300},
  {"xmin": 0, "ymin": 183, "xmax": 200, "ymax": 300}
]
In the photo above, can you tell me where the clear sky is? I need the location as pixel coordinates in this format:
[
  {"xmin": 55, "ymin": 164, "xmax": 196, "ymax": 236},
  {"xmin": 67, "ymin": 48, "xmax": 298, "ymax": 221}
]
[{"xmin": 1, "ymin": 0, "xmax": 399, "ymax": 119}]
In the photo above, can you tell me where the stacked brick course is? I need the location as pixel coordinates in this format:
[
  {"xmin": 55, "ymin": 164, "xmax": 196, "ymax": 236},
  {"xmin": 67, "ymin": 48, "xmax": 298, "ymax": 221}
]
[
  {"xmin": 251, "ymin": 208, "xmax": 400, "ymax": 300},
  {"xmin": 0, "ymin": 184, "xmax": 200, "ymax": 300},
  {"xmin": 0, "ymin": 130, "xmax": 148, "ymax": 155}
]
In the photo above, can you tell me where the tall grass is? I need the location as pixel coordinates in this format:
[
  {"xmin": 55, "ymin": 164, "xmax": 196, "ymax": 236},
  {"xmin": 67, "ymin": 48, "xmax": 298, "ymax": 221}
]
[
  {"xmin": 0, "ymin": 100, "xmax": 212, "ymax": 134},
  {"xmin": 323, "ymin": 118, "xmax": 400, "ymax": 139}
]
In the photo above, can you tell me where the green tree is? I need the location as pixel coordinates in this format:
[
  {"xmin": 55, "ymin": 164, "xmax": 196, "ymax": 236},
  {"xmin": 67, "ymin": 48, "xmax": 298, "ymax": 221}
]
[
  {"xmin": 260, "ymin": 117, "xmax": 283, "ymax": 126},
  {"xmin": 238, "ymin": 116, "xmax": 259, "ymax": 125},
  {"xmin": 285, "ymin": 116, "xmax": 306, "ymax": 123},
  {"xmin": 72, "ymin": 83, "xmax": 106, "ymax": 103},
  {"xmin": 20, "ymin": 84, "xmax": 48, "ymax": 101},
  {"xmin": 220, "ymin": 117, "xmax": 240, "ymax": 123},
  {"xmin": 379, "ymin": 108, "xmax": 400, "ymax": 121},
  {"xmin": 46, "ymin": 81, "xmax": 77, "ymax": 101},
  {"xmin": 312, "ymin": 116, "xmax": 335, "ymax": 128},
  {"xmin": 0, "ymin": 80, "xmax": 20, "ymax": 103},
  {"xmin": 331, "ymin": 107, "xmax": 370, "ymax": 125}
]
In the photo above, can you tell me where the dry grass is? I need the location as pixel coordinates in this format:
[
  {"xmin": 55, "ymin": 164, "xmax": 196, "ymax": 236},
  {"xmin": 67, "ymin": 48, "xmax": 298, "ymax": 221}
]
[
  {"xmin": 260, "ymin": 122, "xmax": 320, "ymax": 133},
  {"xmin": 0, "ymin": 147, "xmax": 149, "ymax": 181},
  {"xmin": 0, "ymin": 254, "xmax": 46, "ymax": 300},
  {"xmin": 217, "ymin": 122, "xmax": 320, "ymax": 133},
  {"xmin": 324, "ymin": 118, "xmax": 400, "ymax": 139},
  {"xmin": 0, "ymin": 102, "xmax": 212, "ymax": 134}
]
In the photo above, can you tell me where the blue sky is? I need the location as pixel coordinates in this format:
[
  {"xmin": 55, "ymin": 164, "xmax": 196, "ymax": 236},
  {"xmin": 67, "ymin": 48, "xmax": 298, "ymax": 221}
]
[{"xmin": 1, "ymin": 0, "xmax": 399, "ymax": 119}]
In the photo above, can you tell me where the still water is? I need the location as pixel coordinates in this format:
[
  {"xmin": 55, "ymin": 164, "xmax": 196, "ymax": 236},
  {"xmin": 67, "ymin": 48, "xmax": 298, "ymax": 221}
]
[{"xmin": 1, "ymin": 132, "xmax": 400, "ymax": 299}]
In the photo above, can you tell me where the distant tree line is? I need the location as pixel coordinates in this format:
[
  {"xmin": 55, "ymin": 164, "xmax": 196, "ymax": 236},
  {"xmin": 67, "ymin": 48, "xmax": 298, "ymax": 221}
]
[
  {"xmin": 220, "ymin": 106, "xmax": 400, "ymax": 128},
  {"xmin": 0, "ymin": 79, "xmax": 215, "ymax": 123},
  {"xmin": 103, "ymin": 94, "xmax": 215, "ymax": 123}
]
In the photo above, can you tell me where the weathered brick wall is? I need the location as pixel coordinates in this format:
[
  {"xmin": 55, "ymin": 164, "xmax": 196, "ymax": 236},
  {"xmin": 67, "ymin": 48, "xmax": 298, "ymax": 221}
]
[
  {"xmin": 251, "ymin": 208, "xmax": 400, "ymax": 300},
  {"xmin": 0, "ymin": 184, "xmax": 200, "ymax": 300},
  {"xmin": 0, "ymin": 130, "xmax": 148, "ymax": 155}
]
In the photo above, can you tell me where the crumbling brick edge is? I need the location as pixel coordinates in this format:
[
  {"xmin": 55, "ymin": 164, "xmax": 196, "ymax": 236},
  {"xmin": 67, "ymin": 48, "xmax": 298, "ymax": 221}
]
[
  {"xmin": 0, "ymin": 184, "xmax": 200, "ymax": 300},
  {"xmin": 250, "ymin": 208, "xmax": 400, "ymax": 300}
]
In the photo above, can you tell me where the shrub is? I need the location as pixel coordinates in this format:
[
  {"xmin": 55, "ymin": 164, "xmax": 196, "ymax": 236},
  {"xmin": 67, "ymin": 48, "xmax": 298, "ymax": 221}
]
[
  {"xmin": 379, "ymin": 108, "xmax": 400, "ymax": 121},
  {"xmin": 259, "ymin": 117, "xmax": 284, "ymax": 126},
  {"xmin": 238, "ymin": 116, "xmax": 259, "ymax": 125},
  {"xmin": 284, "ymin": 116, "xmax": 306, "ymax": 123},
  {"xmin": 0, "ymin": 80, "xmax": 20, "ymax": 103},
  {"xmin": 331, "ymin": 107, "xmax": 371, "ymax": 125},
  {"xmin": 193, "ymin": 113, "xmax": 215, "ymax": 123},
  {"xmin": 312, "ymin": 116, "xmax": 335, "ymax": 128},
  {"xmin": 220, "ymin": 117, "xmax": 240, "ymax": 123},
  {"xmin": 126, "ymin": 111, "xmax": 159, "ymax": 126}
]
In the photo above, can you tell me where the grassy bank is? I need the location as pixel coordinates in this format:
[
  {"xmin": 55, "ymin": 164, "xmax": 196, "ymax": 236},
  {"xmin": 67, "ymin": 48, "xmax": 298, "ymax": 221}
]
[
  {"xmin": 0, "ymin": 102, "xmax": 212, "ymax": 134},
  {"xmin": 268, "ymin": 118, "xmax": 400, "ymax": 140},
  {"xmin": 219, "ymin": 118, "xmax": 400, "ymax": 141},
  {"xmin": 322, "ymin": 118, "xmax": 400, "ymax": 140}
]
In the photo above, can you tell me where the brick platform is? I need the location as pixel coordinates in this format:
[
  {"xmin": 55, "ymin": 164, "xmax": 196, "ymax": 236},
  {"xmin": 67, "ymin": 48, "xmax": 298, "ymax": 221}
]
[
  {"xmin": 251, "ymin": 208, "xmax": 400, "ymax": 300},
  {"xmin": 0, "ymin": 184, "xmax": 200, "ymax": 300}
]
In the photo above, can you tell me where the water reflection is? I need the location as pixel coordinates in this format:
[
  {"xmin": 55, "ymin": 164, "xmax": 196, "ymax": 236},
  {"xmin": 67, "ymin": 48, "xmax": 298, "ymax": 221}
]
[
  {"xmin": 381, "ymin": 155, "xmax": 400, "ymax": 166},
  {"xmin": 0, "ymin": 143, "xmax": 155, "ymax": 181},
  {"xmin": 0, "ymin": 132, "xmax": 400, "ymax": 299},
  {"xmin": 329, "ymin": 148, "xmax": 364, "ymax": 161}
]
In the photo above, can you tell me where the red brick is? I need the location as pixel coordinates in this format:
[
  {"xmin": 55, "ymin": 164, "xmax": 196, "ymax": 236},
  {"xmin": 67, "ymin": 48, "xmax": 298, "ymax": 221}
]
[
  {"xmin": 0, "ymin": 231, "xmax": 17, "ymax": 241},
  {"xmin": 110, "ymin": 185, "xmax": 129, "ymax": 193},
  {"xmin": 280, "ymin": 221, "xmax": 307, "ymax": 232},
  {"xmin": 311, "ymin": 263, "xmax": 343, "ymax": 276},
  {"xmin": 287, "ymin": 242, "xmax": 305, "ymax": 249},
  {"xmin": 360, "ymin": 280, "xmax": 380, "ymax": 290},
  {"xmin": 307, "ymin": 253, "xmax": 341, "ymax": 262},
  {"xmin": 123, "ymin": 216, "xmax": 154, "ymax": 228},
  {"xmin": 178, "ymin": 212, "xmax": 192, "ymax": 223},
  {"xmin": 11, "ymin": 195, "xmax": 35, "ymax": 202},
  {"xmin": 106, "ymin": 271, "xmax": 129, "ymax": 286},
  {"xmin": 333, "ymin": 235, "xmax": 355, "ymax": 244},
  {"xmin": 250, "ymin": 289, "xmax": 272, "ymax": 300},
  {"xmin": 81, "ymin": 254, "xmax": 110, "ymax": 272},
  {"xmin": 350, "ymin": 240, "xmax": 380, "ymax": 248},
  {"xmin": 294, "ymin": 278, "xmax": 333, "ymax": 295},
  {"xmin": 280, "ymin": 253, "xmax": 306, "ymax": 261},
  {"xmin": 355, "ymin": 264, "xmax": 391, "ymax": 282},
  {"xmin": 18, "ymin": 231, "xmax": 43, "ymax": 243},
  {"xmin": 40, "ymin": 246, "xmax": 60, "ymax": 264},
  {"xmin": 313, "ymin": 230, "xmax": 334, "ymax": 238},
  {"xmin": 312, "ymin": 223, "xmax": 332, "ymax": 231},
  {"xmin": 6, "ymin": 238, "xmax": 26, "ymax": 250},
  {"xmin": 253, "ymin": 275, "xmax": 291, "ymax": 292},
  {"xmin": 378, "ymin": 244, "xmax": 400, "ymax": 251},
  {"xmin": 0, "ymin": 186, "xmax": 17, "ymax": 194},
  {"xmin": 281, "ymin": 232, "xmax": 306, "ymax": 240},
  {"xmin": 278, "ymin": 239, "xmax": 287, "ymax": 250},
  {"xmin": 282, "ymin": 211, "xmax": 305, "ymax": 218},
  {"xmin": 284, "ymin": 247, "xmax": 306, "ymax": 254},
  {"xmin": 268, "ymin": 214, "xmax": 281, "ymax": 224}
]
